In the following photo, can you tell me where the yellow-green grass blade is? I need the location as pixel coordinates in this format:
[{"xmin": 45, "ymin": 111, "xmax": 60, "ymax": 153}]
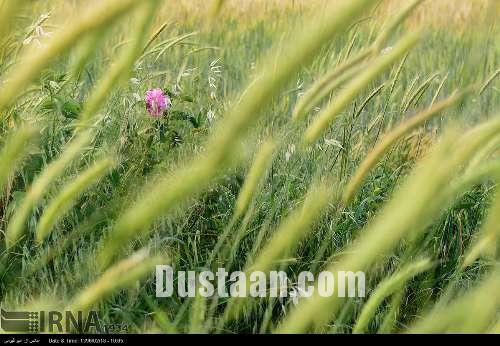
[
  {"xmin": 234, "ymin": 138, "xmax": 276, "ymax": 218},
  {"xmin": 409, "ymin": 268, "xmax": 500, "ymax": 333},
  {"xmin": 223, "ymin": 181, "xmax": 334, "ymax": 322},
  {"xmin": 77, "ymin": 0, "xmax": 158, "ymax": 126},
  {"xmin": 0, "ymin": 0, "xmax": 23, "ymax": 41},
  {"xmin": 462, "ymin": 187, "xmax": 500, "ymax": 268},
  {"xmin": 448, "ymin": 159, "xmax": 500, "ymax": 200},
  {"xmin": 68, "ymin": 29, "xmax": 109, "ymax": 80},
  {"xmin": 304, "ymin": 31, "xmax": 420, "ymax": 145},
  {"xmin": 372, "ymin": 0, "xmax": 424, "ymax": 50},
  {"xmin": 5, "ymin": 131, "xmax": 91, "ymax": 248},
  {"xmin": 401, "ymin": 72, "xmax": 440, "ymax": 113},
  {"xmin": 96, "ymin": 0, "xmax": 378, "ymax": 269},
  {"xmin": 68, "ymin": 249, "xmax": 165, "ymax": 314},
  {"xmin": 292, "ymin": 0, "xmax": 424, "ymax": 122},
  {"xmin": 279, "ymin": 114, "xmax": 500, "ymax": 332},
  {"xmin": 209, "ymin": 0, "xmax": 226, "ymax": 20},
  {"xmin": 0, "ymin": 126, "xmax": 37, "ymax": 194},
  {"xmin": 292, "ymin": 49, "xmax": 372, "ymax": 121},
  {"xmin": 209, "ymin": 138, "xmax": 277, "ymax": 266},
  {"xmin": 35, "ymin": 158, "xmax": 115, "ymax": 243},
  {"xmin": 479, "ymin": 69, "xmax": 500, "ymax": 95},
  {"xmin": 353, "ymin": 258, "xmax": 433, "ymax": 333},
  {"xmin": 342, "ymin": 87, "xmax": 474, "ymax": 206},
  {"xmin": 0, "ymin": 0, "xmax": 148, "ymax": 114}
]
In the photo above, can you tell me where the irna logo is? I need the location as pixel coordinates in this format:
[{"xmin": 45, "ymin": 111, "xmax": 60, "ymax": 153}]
[{"xmin": 0, "ymin": 309, "xmax": 103, "ymax": 333}]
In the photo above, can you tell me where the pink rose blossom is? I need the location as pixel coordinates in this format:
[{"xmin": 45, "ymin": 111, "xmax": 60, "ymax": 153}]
[{"xmin": 145, "ymin": 88, "xmax": 170, "ymax": 117}]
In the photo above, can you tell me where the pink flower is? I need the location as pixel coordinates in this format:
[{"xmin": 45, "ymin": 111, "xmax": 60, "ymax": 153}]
[{"xmin": 145, "ymin": 88, "xmax": 170, "ymax": 117}]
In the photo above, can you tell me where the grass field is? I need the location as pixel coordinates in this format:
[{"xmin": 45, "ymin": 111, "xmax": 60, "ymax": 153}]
[{"xmin": 0, "ymin": 0, "xmax": 499, "ymax": 334}]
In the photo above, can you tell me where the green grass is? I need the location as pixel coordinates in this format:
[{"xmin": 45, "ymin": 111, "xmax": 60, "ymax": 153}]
[{"xmin": 0, "ymin": 0, "xmax": 499, "ymax": 334}]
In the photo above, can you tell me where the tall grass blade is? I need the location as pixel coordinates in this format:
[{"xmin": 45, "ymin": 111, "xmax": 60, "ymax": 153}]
[
  {"xmin": 0, "ymin": 0, "xmax": 147, "ymax": 114},
  {"xmin": 292, "ymin": 51, "xmax": 372, "ymax": 121},
  {"xmin": 69, "ymin": 249, "xmax": 165, "ymax": 313},
  {"xmin": 343, "ymin": 87, "xmax": 474, "ymax": 206},
  {"xmin": 97, "ymin": 0, "xmax": 377, "ymax": 269},
  {"xmin": 279, "ymin": 123, "xmax": 493, "ymax": 332},
  {"xmin": 77, "ymin": 1, "xmax": 158, "ymax": 126},
  {"xmin": 353, "ymin": 258, "xmax": 432, "ymax": 333},
  {"xmin": 479, "ymin": 69, "xmax": 500, "ymax": 95},
  {"xmin": 0, "ymin": 127, "xmax": 37, "ymax": 194},
  {"xmin": 234, "ymin": 138, "xmax": 276, "ymax": 218},
  {"xmin": 409, "ymin": 268, "xmax": 500, "ymax": 333},
  {"xmin": 35, "ymin": 158, "xmax": 115, "ymax": 243},
  {"xmin": 304, "ymin": 31, "xmax": 420, "ymax": 145},
  {"xmin": 223, "ymin": 181, "xmax": 333, "ymax": 322},
  {"xmin": 0, "ymin": 0, "xmax": 22, "ymax": 41},
  {"xmin": 372, "ymin": 0, "xmax": 423, "ymax": 50},
  {"xmin": 462, "ymin": 187, "xmax": 500, "ymax": 268},
  {"xmin": 5, "ymin": 131, "xmax": 91, "ymax": 248}
]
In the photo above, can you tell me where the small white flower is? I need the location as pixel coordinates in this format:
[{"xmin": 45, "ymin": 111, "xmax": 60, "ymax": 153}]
[
  {"xmin": 48, "ymin": 80, "xmax": 60, "ymax": 91},
  {"xmin": 285, "ymin": 144, "xmax": 296, "ymax": 162},
  {"xmin": 132, "ymin": 93, "xmax": 142, "ymax": 102},
  {"xmin": 207, "ymin": 109, "xmax": 216, "ymax": 122},
  {"xmin": 290, "ymin": 285, "xmax": 310, "ymax": 305},
  {"xmin": 289, "ymin": 288, "xmax": 300, "ymax": 305},
  {"xmin": 381, "ymin": 46, "xmax": 393, "ymax": 55}
]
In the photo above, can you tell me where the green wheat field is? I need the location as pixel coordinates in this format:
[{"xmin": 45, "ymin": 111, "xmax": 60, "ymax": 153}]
[{"xmin": 0, "ymin": 0, "xmax": 499, "ymax": 334}]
